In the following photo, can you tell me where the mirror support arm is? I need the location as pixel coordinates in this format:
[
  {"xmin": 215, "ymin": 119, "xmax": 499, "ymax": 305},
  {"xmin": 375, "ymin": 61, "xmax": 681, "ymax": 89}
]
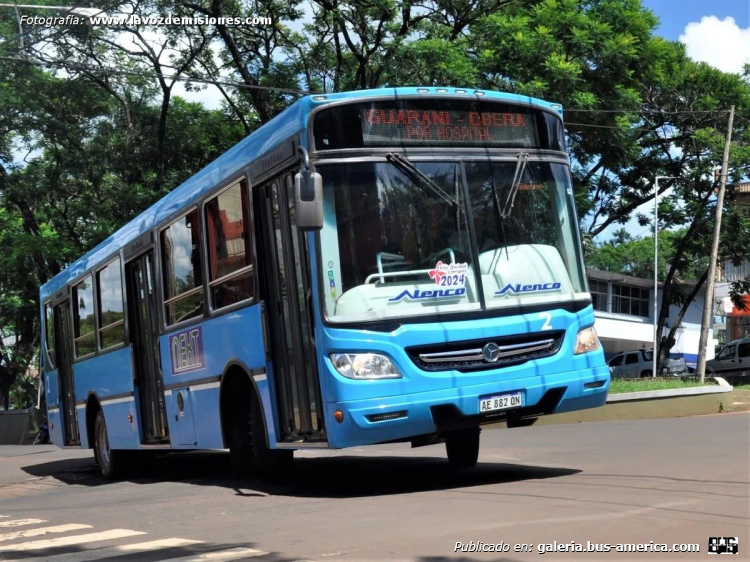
[{"xmin": 299, "ymin": 146, "xmax": 310, "ymax": 171}]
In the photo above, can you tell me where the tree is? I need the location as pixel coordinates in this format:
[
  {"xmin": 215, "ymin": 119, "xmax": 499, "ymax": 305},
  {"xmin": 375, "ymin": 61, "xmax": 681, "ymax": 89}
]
[{"xmin": 0, "ymin": 49, "xmax": 245, "ymax": 407}]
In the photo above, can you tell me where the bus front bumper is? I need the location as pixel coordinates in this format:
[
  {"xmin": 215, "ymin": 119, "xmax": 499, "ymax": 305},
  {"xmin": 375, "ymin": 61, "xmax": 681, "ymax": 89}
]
[{"xmin": 325, "ymin": 365, "xmax": 610, "ymax": 449}]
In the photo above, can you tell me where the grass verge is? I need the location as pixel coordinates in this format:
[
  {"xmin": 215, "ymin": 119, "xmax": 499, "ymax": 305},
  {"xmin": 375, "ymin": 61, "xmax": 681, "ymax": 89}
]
[{"xmin": 609, "ymin": 378, "xmax": 712, "ymax": 394}]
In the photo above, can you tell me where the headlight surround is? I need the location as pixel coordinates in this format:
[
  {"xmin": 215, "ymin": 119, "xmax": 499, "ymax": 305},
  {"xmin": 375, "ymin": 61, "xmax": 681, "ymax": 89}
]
[
  {"xmin": 574, "ymin": 326, "xmax": 601, "ymax": 355},
  {"xmin": 329, "ymin": 353, "xmax": 402, "ymax": 380}
]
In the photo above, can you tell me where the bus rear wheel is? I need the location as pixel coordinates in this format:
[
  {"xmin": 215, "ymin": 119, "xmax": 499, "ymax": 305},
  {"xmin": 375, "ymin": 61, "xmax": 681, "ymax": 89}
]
[
  {"xmin": 445, "ymin": 426, "xmax": 480, "ymax": 468},
  {"xmin": 93, "ymin": 410, "xmax": 128, "ymax": 480}
]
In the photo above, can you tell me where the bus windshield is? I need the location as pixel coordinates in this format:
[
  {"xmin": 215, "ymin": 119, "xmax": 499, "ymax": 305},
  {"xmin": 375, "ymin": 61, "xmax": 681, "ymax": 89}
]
[{"xmin": 318, "ymin": 159, "xmax": 587, "ymax": 323}]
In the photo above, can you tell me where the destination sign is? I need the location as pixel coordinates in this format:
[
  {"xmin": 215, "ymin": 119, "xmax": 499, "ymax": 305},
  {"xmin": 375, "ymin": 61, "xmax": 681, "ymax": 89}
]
[
  {"xmin": 312, "ymin": 99, "xmax": 563, "ymax": 151},
  {"xmin": 360, "ymin": 109, "xmax": 539, "ymax": 147}
]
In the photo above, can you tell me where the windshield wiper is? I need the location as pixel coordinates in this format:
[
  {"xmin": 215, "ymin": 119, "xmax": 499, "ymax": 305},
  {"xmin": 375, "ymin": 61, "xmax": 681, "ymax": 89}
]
[
  {"xmin": 491, "ymin": 152, "xmax": 529, "ymax": 261},
  {"xmin": 386, "ymin": 153, "xmax": 457, "ymax": 207},
  {"xmin": 500, "ymin": 152, "xmax": 530, "ymax": 218}
]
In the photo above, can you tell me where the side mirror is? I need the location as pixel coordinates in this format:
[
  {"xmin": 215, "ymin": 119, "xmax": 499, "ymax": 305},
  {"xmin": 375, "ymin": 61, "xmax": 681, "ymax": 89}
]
[{"xmin": 295, "ymin": 170, "xmax": 323, "ymax": 231}]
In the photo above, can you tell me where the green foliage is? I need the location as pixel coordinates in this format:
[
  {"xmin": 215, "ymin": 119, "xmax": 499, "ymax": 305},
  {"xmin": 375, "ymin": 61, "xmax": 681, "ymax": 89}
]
[
  {"xmin": 9, "ymin": 373, "xmax": 37, "ymax": 410},
  {"xmin": 587, "ymin": 227, "xmax": 709, "ymax": 281},
  {"xmin": 1, "ymin": 0, "xmax": 750, "ymax": 403}
]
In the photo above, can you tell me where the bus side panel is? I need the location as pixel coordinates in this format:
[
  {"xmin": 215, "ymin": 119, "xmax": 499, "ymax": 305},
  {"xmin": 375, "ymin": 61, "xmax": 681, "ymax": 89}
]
[
  {"xmin": 159, "ymin": 304, "xmax": 266, "ymax": 450},
  {"xmin": 185, "ymin": 385, "xmax": 221, "ymax": 448},
  {"xmin": 100, "ymin": 399, "xmax": 140, "ymax": 449},
  {"xmin": 44, "ymin": 370, "xmax": 64, "ymax": 447},
  {"xmin": 74, "ymin": 348, "xmax": 140, "ymax": 449},
  {"xmin": 76, "ymin": 405, "xmax": 88, "ymax": 448}
]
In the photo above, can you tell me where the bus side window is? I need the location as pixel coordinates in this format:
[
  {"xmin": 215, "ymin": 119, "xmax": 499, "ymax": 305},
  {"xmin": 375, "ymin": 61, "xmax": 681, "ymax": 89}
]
[
  {"xmin": 45, "ymin": 304, "xmax": 56, "ymax": 369},
  {"xmin": 204, "ymin": 179, "xmax": 255, "ymax": 310},
  {"xmin": 73, "ymin": 276, "xmax": 97, "ymax": 357},
  {"xmin": 161, "ymin": 208, "xmax": 205, "ymax": 325},
  {"xmin": 96, "ymin": 258, "xmax": 125, "ymax": 349}
]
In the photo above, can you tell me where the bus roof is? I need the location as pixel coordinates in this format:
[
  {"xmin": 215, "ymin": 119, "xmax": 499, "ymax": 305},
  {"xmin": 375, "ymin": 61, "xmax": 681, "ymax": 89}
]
[{"xmin": 40, "ymin": 87, "xmax": 561, "ymax": 301}]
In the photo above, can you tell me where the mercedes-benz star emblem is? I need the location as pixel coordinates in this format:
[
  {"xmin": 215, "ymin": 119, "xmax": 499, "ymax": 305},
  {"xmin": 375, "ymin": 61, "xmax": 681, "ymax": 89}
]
[{"xmin": 482, "ymin": 342, "xmax": 501, "ymax": 363}]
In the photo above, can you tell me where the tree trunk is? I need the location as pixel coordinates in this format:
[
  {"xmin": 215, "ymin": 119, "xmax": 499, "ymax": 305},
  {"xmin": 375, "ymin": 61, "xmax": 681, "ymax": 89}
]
[{"xmin": 658, "ymin": 269, "xmax": 709, "ymax": 370}]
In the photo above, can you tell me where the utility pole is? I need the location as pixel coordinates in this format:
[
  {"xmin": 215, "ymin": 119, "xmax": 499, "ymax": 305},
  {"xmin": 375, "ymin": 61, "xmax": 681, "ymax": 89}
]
[{"xmin": 696, "ymin": 106, "xmax": 735, "ymax": 383}]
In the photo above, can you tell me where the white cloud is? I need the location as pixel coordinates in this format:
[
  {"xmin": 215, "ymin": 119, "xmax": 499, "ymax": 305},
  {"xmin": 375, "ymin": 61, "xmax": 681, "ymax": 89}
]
[{"xmin": 679, "ymin": 16, "xmax": 750, "ymax": 74}]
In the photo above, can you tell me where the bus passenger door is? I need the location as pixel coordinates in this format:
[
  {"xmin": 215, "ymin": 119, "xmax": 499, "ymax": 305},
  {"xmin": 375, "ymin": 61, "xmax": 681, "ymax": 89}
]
[
  {"xmin": 53, "ymin": 300, "xmax": 79, "ymax": 446},
  {"xmin": 256, "ymin": 173, "xmax": 325, "ymax": 442},
  {"xmin": 125, "ymin": 251, "xmax": 169, "ymax": 444}
]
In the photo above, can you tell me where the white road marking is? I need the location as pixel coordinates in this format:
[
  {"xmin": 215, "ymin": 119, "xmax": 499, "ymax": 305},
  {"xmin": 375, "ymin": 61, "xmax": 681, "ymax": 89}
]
[
  {"xmin": 0, "ymin": 524, "xmax": 92, "ymax": 542},
  {"xmin": 0, "ymin": 519, "xmax": 46, "ymax": 528},
  {"xmin": 162, "ymin": 547, "xmax": 268, "ymax": 561},
  {"xmin": 0, "ymin": 528, "xmax": 146, "ymax": 552},
  {"xmin": 18, "ymin": 538, "xmax": 203, "ymax": 562}
]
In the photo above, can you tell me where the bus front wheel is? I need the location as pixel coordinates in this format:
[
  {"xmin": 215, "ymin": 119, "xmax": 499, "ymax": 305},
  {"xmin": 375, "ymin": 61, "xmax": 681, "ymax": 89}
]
[
  {"xmin": 250, "ymin": 392, "xmax": 293, "ymax": 477},
  {"xmin": 445, "ymin": 426, "xmax": 480, "ymax": 468},
  {"xmin": 228, "ymin": 390, "xmax": 292, "ymax": 477}
]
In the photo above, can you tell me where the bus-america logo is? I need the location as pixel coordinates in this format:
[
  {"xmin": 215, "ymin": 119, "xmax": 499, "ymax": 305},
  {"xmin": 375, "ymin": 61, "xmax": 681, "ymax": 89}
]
[
  {"xmin": 389, "ymin": 287, "xmax": 466, "ymax": 302},
  {"xmin": 169, "ymin": 326, "xmax": 205, "ymax": 375},
  {"xmin": 495, "ymin": 282, "xmax": 562, "ymax": 297}
]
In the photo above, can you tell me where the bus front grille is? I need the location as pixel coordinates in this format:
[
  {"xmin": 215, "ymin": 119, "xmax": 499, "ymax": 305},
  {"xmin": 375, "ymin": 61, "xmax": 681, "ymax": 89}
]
[{"xmin": 406, "ymin": 331, "xmax": 565, "ymax": 373}]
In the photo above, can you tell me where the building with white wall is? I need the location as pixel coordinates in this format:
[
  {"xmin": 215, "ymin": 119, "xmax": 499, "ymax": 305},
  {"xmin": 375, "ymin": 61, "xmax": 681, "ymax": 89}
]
[{"xmin": 588, "ymin": 269, "xmax": 714, "ymax": 368}]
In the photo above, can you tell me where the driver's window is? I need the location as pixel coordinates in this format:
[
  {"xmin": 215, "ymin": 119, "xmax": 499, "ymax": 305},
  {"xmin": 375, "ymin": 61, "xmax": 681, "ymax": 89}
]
[
  {"xmin": 608, "ymin": 355, "xmax": 623, "ymax": 367},
  {"xmin": 719, "ymin": 345, "xmax": 735, "ymax": 360}
]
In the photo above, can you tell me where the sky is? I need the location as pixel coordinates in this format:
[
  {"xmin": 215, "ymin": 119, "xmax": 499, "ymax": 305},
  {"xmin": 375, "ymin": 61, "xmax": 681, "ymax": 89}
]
[
  {"xmin": 592, "ymin": 0, "xmax": 750, "ymax": 241},
  {"xmin": 11, "ymin": 0, "xmax": 750, "ymax": 230}
]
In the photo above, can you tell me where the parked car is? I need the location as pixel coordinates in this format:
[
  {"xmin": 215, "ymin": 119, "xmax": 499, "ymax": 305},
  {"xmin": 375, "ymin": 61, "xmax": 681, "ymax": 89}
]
[
  {"xmin": 607, "ymin": 349, "xmax": 688, "ymax": 378},
  {"xmin": 706, "ymin": 338, "xmax": 750, "ymax": 375}
]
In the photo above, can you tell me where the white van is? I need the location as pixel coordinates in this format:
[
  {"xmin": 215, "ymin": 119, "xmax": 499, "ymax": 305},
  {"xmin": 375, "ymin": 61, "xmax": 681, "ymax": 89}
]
[{"xmin": 706, "ymin": 338, "xmax": 750, "ymax": 375}]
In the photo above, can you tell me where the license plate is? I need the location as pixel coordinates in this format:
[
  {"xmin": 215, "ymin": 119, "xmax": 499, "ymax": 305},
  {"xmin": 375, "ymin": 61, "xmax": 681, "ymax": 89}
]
[{"xmin": 479, "ymin": 392, "xmax": 523, "ymax": 413}]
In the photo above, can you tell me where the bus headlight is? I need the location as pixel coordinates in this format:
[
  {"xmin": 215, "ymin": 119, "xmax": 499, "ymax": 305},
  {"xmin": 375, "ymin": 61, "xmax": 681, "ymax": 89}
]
[
  {"xmin": 574, "ymin": 327, "xmax": 600, "ymax": 355},
  {"xmin": 329, "ymin": 353, "xmax": 402, "ymax": 380}
]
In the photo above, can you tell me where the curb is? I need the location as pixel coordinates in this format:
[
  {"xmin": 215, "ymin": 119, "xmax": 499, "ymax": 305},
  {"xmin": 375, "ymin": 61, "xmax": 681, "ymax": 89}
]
[
  {"xmin": 527, "ymin": 385, "xmax": 743, "ymax": 427},
  {"xmin": 606, "ymin": 385, "xmax": 733, "ymax": 402}
]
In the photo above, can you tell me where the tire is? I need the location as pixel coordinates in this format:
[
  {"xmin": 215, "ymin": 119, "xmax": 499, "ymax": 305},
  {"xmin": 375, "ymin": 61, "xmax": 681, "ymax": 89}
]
[
  {"xmin": 228, "ymin": 389, "xmax": 292, "ymax": 478},
  {"xmin": 640, "ymin": 370, "xmax": 652, "ymax": 378},
  {"xmin": 228, "ymin": 398, "xmax": 254, "ymax": 477},
  {"xmin": 251, "ymin": 391, "xmax": 293, "ymax": 478},
  {"xmin": 445, "ymin": 426, "xmax": 480, "ymax": 468},
  {"xmin": 93, "ymin": 410, "xmax": 128, "ymax": 480}
]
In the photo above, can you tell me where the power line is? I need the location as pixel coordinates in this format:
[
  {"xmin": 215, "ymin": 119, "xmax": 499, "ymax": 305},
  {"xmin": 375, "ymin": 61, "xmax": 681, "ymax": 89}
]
[
  {"xmin": 566, "ymin": 108, "xmax": 732, "ymax": 114},
  {"xmin": 565, "ymin": 121, "xmax": 677, "ymax": 135},
  {"xmin": 0, "ymin": 54, "xmax": 315, "ymax": 96}
]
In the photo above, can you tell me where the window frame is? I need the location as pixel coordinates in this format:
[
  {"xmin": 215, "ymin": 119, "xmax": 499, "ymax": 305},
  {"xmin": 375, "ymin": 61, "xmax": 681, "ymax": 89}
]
[
  {"xmin": 718, "ymin": 345, "xmax": 735, "ymax": 360},
  {"xmin": 72, "ymin": 274, "xmax": 97, "ymax": 359},
  {"xmin": 608, "ymin": 354, "xmax": 623, "ymax": 367},
  {"xmin": 624, "ymin": 352, "xmax": 639, "ymax": 365},
  {"xmin": 202, "ymin": 177, "xmax": 257, "ymax": 312},
  {"xmin": 43, "ymin": 301, "xmax": 56, "ymax": 370},
  {"xmin": 95, "ymin": 255, "xmax": 126, "ymax": 352},
  {"xmin": 611, "ymin": 283, "xmax": 650, "ymax": 318},
  {"xmin": 589, "ymin": 280, "xmax": 608, "ymax": 312},
  {"xmin": 159, "ymin": 206, "xmax": 207, "ymax": 329}
]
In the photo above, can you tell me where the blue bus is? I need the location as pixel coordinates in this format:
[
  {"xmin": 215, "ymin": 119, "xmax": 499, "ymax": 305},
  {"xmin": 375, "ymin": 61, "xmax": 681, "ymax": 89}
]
[{"xmin": 39, "ymin": 87, "xmax": 609, "ymax": 478}]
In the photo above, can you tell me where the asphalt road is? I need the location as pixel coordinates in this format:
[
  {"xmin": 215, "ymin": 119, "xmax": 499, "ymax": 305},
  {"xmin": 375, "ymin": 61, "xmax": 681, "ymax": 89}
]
[{"xmin": 0, "ymin": 414, "xmax": 747, "ymax": 561}]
